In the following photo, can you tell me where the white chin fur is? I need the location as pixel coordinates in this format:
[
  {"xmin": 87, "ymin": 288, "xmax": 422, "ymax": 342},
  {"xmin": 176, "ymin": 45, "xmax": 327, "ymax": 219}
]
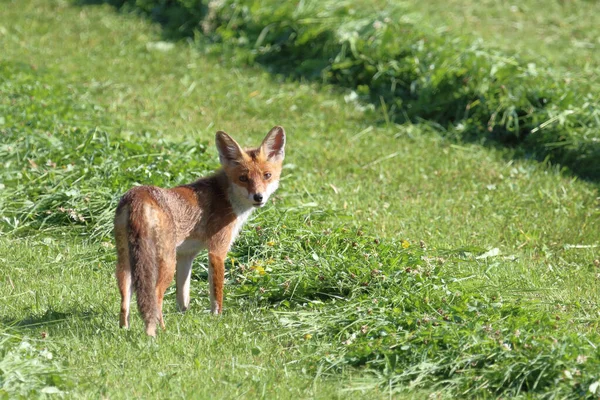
[
  {"xmin": 263, "ymin": 181, "xmax": 279, "ymax": 202},
  {"xmin": 249, "ymin": 181, "xmax": 279, "ymax": 205},
  {"xmin": 229, "ymin": 184, "xmax": 253, "ymax": 213}
]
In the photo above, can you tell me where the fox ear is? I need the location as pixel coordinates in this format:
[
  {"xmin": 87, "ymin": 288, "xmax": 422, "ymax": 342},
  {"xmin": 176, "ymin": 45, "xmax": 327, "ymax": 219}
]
[
  {"xmin": 261, "ymin": 126, "xmax": 286, "ymax": 162},
  {"xmin": 215, "ymin": 131, "xmax": 244, "ymax": 166}
]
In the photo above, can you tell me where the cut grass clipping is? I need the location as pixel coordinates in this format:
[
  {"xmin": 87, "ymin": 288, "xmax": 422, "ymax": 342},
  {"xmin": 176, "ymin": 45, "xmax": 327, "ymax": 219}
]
[
  {"xmin": 2, "ymin": 59, "xmax": 600, "ymax": 397},
  {"xmin": 0, "ymin": 329, "xmax": 69, "ymax": 398},
  {"xmin": 94, "ymin": 0, "xmax": 600, "ymax": 180}
]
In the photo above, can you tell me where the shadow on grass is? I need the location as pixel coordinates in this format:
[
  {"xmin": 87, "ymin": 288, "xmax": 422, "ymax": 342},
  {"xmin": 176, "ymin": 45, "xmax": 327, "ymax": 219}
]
[
  {"xmin": 75, "ymin": 0, "xmax": 208, "ymax": 40},
  {"xmin": 73, "ymin": 0, "xmax": 600, "ymax": 184},
  {"xmin": 1, "ymin": 307, "xmax": 106, "ymax": 330}
]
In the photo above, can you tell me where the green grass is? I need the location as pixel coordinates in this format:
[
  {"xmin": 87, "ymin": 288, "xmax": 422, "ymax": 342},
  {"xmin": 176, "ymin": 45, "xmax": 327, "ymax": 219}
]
[
  {"xmin": 86, "ymin": 0, "xmax": 600, "ymax": 179},
  {"xmin": 1, "ymin": 0, "xmax": 600, "ymax": 398},
  {"xmin": 403, "ymin": 0, "xmax": 600, "ymax": 73}
]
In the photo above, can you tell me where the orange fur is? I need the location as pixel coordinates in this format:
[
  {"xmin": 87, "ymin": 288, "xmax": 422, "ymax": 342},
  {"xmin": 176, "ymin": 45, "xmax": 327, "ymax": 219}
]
[{"xmin": 114, "ymin": 126, "xmax": 286, "ymax": 336}]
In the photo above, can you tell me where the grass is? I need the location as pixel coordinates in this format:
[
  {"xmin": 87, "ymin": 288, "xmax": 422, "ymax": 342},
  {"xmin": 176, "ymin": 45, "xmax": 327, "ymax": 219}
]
[
  {"xmin": 403, "ymin": 0, "xmax": 600, "ymax": 73},
  {"xmin": 87, "ymin": 0, "xmax": 600, "ymax": 180},
  {"xmin": 0, "ymin": 327, "xmax": 68, "ymax": 398},
  {"xmin": 0, "ymin": 0, "xmax": 599, "ymax": 398}
]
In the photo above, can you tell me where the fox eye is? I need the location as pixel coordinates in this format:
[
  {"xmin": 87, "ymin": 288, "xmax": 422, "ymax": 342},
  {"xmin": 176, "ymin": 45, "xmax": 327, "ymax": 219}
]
[
  {"xmin": 264, "ymin": 172, "xmax": 272, "ymax": 180},
  {"xmin": 239, "ymin": 176, "xmax": 248, "ymax": 182}
]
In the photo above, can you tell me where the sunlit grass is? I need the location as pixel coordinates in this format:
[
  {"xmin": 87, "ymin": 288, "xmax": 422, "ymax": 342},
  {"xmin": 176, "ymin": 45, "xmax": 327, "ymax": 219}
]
[
  {"xmin": 401, "ymin": 0, "xmax": 600, "ymax": 73},
  {"xmin": 0, "ymin": 0, "xmax": 599, "ymax": 398}
]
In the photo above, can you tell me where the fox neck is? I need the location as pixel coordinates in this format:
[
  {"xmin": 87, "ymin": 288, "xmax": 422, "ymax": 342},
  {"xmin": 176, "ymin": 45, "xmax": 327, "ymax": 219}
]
[
  {"xmin": 216, "ymin": 170, "xmax": 254, "ymax": 218},
  {"xmin": 219, "ymin": 171, "xmax": 254, "ymax": 248}
]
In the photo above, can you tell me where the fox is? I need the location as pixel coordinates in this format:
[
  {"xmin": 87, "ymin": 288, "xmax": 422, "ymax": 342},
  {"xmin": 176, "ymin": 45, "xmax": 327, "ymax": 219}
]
[{"xmin": 114, "ymin": 126, "xmax": 286, "ymax": 336}]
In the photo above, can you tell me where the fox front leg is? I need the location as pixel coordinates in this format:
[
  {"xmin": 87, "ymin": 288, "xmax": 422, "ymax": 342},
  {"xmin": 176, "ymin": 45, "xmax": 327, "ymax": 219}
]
[{"xmin": 208, "ymin": 252, "xmax": 226, "ymax": 314}]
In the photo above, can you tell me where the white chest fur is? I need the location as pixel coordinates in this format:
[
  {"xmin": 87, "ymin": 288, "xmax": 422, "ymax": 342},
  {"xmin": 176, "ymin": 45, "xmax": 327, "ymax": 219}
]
[
  {"xmin": 176, "ymin": 238, "xmax": 204, "ymax": 256},
  {"xmin": 229, "ymin": 208, "xmax": 252, "ymax": 249}
]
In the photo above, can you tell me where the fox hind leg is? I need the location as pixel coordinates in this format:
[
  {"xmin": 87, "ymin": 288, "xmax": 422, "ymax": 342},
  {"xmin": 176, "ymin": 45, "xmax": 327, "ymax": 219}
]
[
  {"xmin": 115, "ymin": 212, "xmax": 132, "ymax": 329},
  {"xmin": 155, "ymin": 236, "xmax": 176, "ymax": 331},
  {"xmin": 117, "ymin": 265, "xmax": 132, "ymax": 328}
]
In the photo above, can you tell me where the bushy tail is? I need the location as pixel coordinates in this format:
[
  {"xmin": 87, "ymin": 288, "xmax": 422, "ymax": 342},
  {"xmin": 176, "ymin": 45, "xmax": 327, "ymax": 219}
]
[{"xmin": 127, "ymin": 203, "xmax": 159, "ymax": 336}]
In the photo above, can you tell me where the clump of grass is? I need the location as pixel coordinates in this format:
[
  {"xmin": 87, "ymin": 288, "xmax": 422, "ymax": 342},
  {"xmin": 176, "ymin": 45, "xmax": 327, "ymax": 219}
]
[
  {"xmin": 229, "ymin": 222, "xmax": 600, "ymax": 397},
  {"xmin": 0, "ymin": 329, "xmax": 70, "ymax": 398},
  {"xmin": 0, "ymin": 125, "xmax": 211, "ymax": 239}
]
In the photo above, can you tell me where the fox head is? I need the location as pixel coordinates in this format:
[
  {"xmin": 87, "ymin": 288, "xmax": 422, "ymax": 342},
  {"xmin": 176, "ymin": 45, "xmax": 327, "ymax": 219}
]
[{"xmin": 216, "ymin": 126, "xmax": 286, "ymax": 209}]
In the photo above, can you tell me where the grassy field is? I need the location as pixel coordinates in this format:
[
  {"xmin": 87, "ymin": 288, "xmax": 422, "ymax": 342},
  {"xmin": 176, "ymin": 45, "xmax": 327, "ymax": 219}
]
[{"xmin": 1, "ymin": 0, "xmax": 599, "ymax": 398}]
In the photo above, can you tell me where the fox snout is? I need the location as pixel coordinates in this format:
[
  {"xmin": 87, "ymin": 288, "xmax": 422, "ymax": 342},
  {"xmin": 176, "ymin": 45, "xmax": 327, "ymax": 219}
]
[{"xmin": 248, "ymin": 190, "xmax": 267, "ymax": 207}]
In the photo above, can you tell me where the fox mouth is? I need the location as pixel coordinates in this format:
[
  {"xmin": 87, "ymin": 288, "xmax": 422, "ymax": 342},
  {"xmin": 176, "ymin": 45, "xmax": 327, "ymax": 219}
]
[{"xmin": 253, "ymin": 202, "xmax": 264, "ymax": 207}]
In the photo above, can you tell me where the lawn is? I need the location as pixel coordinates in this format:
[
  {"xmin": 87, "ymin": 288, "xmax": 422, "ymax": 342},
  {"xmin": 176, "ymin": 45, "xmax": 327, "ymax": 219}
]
[{"xmin": 1, "ymin": 0, "xmax": 599, "ymax": 398}]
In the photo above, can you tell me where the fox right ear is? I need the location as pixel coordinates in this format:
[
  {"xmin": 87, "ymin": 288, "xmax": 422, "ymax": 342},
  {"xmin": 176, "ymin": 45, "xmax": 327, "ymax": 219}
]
[
  {"xmin": 215, "ymin": 131, "xmax": 244, "ymax": 166},
  {"xmin": 260, "ymin": 126, "xmax": 286, "ymax": 162}
]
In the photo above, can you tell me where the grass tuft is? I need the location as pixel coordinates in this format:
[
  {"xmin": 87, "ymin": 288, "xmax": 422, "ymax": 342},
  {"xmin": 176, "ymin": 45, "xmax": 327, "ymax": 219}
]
[{"xmin": 0, "ymin": 328, "xmax": 71, "ymax": 398}]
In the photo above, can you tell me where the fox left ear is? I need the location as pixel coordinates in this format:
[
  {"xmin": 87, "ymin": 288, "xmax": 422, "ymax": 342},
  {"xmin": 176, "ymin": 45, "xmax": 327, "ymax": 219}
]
[
  {"xmin": 216, "ymin": 131, "xmax": 244, "ymax": 166},
  {"xmin": 261, "ymin": 126, "xmax": 286, "ymax": 162}
]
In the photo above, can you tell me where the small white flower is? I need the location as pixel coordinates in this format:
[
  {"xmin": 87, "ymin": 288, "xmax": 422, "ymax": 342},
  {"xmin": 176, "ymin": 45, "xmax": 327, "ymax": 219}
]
[{"xmin": 40, "ymin": 349, "xmax": 53, "ymax": 360}]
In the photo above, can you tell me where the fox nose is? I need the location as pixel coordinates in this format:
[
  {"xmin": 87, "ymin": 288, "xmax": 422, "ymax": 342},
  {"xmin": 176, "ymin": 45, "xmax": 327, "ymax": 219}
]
[{"xmin": 253, "ymin": 193, "xmax": 263, "ymax": 203}]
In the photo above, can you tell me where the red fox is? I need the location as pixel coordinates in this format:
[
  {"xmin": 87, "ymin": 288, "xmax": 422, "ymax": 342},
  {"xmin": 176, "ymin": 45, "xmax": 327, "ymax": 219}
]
[{"xmin": 114, "ymin": 127, "xmax": 286, "ymax": 336}]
